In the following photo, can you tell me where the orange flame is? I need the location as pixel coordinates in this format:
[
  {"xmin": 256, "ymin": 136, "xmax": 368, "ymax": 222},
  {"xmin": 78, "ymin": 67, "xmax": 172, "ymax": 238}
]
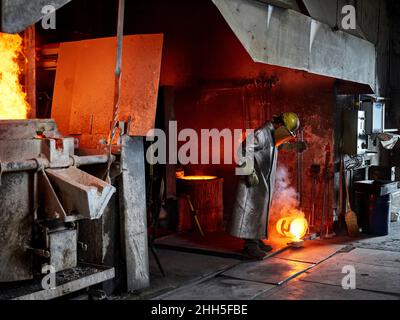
[
  {"xmin": 289, "ymin": 217, "xmax": 308, "ymax": 240},
  {"xmin": 0, "ymin": 33, "xmax": 29, "ymax": 120},
  {"xmin": 276, "ymin": 215, "xmax": 308, "ymax": 241}
]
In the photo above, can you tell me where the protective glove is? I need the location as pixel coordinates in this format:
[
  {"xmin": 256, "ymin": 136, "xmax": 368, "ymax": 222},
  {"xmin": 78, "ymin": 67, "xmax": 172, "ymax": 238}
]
[{"xmin": 245, "ymin": 170, "xmax": 259, "ymax": 188}]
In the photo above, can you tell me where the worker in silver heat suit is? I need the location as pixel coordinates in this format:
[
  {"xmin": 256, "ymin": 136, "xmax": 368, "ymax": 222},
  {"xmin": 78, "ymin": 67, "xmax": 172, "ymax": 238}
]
[{"xmin": 229, "ymin": 112, "xmax": 300, "ymax": 260}]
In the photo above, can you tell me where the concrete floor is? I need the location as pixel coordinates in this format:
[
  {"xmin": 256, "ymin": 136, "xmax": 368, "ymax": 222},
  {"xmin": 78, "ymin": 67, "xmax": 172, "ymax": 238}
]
[{"xmin": 129, "ymin": 223, "xmax": 400, "ymax": 300}]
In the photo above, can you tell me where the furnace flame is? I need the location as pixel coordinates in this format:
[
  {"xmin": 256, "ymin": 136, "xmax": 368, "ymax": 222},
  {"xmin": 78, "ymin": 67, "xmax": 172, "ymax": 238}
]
[
  {"xmin": 270, "ymin": 166, "xmax": 308, "ymax": 242},
  {"xmin": 0, "ymin": 33, "xmax": 29, "ymax": 120},
  {"xmin": 276, "ymin": 214, "xmax": 308, "ymax": 241}
]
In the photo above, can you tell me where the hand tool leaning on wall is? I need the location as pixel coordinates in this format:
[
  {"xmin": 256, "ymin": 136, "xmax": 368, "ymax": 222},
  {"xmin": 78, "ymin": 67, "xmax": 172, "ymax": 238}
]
[
  {"xmin": 343, "ymin": 157, "xmax": 360, "ymax": 237},
  {"xmin": 105, "ymin": 0, "xmax": 125, "ymax": 183},
  {"xmin": 309, "ymin": 164, "xmax": 321, "ymax": 228},
  {"xmin": 320, "ymin": 145, "xmax": 331, "ymax": 237}
]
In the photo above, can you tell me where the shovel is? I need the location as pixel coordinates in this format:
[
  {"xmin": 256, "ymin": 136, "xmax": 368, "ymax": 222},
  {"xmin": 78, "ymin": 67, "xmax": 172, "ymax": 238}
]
[{"xmin": 343, "ymin": 162, "xmax": 360, "ymax": 237}]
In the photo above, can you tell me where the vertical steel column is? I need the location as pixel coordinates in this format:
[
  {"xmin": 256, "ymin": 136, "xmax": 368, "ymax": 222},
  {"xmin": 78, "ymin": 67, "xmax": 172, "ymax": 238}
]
[{"xmin": 119, "ymin": 135, "xmax": 149, "ymax": 291}]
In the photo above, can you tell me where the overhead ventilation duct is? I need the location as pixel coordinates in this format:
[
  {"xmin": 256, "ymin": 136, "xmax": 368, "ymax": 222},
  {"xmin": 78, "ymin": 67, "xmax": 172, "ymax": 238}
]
[
  {"xmin": 212, "ymin": 0, "xmax": 376, "ymax": 91},
  {"xmin": 255, "ymin": 0, "xmax": 299, "ymax": 10},
  {"xmin": 301, "ymin": 0, "xmax": 381, "ymax": 43},
  {"xmin": 1, "ymin": 0, "xmax": 71, "ymax": 33}
]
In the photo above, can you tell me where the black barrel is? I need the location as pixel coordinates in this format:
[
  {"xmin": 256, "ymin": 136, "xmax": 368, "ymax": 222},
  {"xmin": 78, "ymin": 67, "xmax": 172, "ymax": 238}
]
[
  {"xmin": 355, "ymin": 191, "xmax": 391, "ymax": 236},
  {"xmin": 367, "ymin": 194, "xmax": 391, "ymax": 236},
  {"xmin": 353, "ymin": 180, "xmax": 397, "ymax": 236}
]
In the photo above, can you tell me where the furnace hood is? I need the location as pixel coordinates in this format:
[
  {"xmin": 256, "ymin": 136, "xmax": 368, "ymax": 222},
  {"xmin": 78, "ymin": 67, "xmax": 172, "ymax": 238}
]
[
  {"xmin": 212, "ymin": 0, "xmax": 376, "ymax": 91},
  {"xmin": 1, "ymin": 0, "xmax": 71, "ymax": 33}
]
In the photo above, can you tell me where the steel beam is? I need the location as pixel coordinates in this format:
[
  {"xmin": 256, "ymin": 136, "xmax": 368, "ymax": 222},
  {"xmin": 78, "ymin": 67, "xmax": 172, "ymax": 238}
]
[
  {"xmin": 119, "ymin": 135, "xmax": 149, "ymax": 292},
  {"xmin": 1, "ymin": 155, "xmax": 114, "ymax": 174}
]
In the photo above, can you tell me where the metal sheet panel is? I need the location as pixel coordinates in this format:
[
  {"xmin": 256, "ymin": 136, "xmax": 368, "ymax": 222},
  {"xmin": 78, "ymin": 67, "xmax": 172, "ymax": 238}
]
[
  {"xmin": 52, "ymin": 35, "xmax": 163, "ymax": 144},
  {"xmin": 258, "ymin": 0, "xmax": 299, "ymax": 10},
  {"xmin": 119, "ymin": 136, "xmax": 149, "ymax": 292},
  {"xmin": 211, "ymin": 0, "xmax": 309, "ymax": 71},
  {"xmin": 212, "ymin": 0, "xmax": 376, "ymax": 90},
  {"xmin": 0, "ymin": 172, "xmax": 33, "ymax": 282},
  {"xmin": 275, "ymin": 241, "xmax": 346, "ymax": 264},
  {"xmin": 343, "ymin": 32, "xmax": 376, "ymax": 85},
  {"xmin": 45, "ymin": 167, "xmax": 116, "ymax": 220},
  {"xmin": 49, "ymin": 230, "xmax": 77, "ymax": 272},
  {"xmin": 302, "ymin": 0, "xmax": 381, "ymax": 44},
  {"xmin": 0, "ymin": 119, "xmax": 58, "ymax": 141},
  {"xmin": 1, "ymin": 0, "xmax": 71, "ymax": 34},
  {"xmin": 50, "ymin": 43, "xmax": 77, "ymax": 136},
  {"xmin": 10, "ymin": 266, "xmax": 115, "ymax": 300},
  {"xmin": 163, "ymin": 277, "xmax": 275, "ymax": 300},
  {"xmin": 149, "ymin": 249, "xmax": 239, "ymax": 299},
  {"xmin": 222, "ymin": 257, "xmax": 313, "ymax": 285},
  {"xmin": 335, "ymin": 248, "xmax": 400, "ymax": 268},
  {"xmin": 260, "ymin": 7, "xmax": 310, "ymax": 71},
  {"xmin": 309, "ymin": 20, "xmax": 345, "ymax": 80},
  {"xmin": 301, "ymin": 255, "xmax": 400, "ymax": 295},
  {"xmin": 255, "ymin": 279, "xmax": 399, "ymax": 300}
]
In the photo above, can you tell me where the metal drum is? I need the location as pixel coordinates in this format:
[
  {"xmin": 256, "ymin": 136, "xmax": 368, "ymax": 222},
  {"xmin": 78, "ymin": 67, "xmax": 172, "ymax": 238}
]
[{"xmin": 177, "ymin": 176, "xmax": 224, "ymax": 233}]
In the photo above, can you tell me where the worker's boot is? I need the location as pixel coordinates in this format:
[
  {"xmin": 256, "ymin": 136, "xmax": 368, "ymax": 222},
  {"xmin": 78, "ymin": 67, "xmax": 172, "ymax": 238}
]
[
  {"xmin": 257, "ymin": 240, "xmax": 273, "ymax": 253},
  {"xmin": 243, "ymin": 240, "xmax": 267, "ymax": 261}
]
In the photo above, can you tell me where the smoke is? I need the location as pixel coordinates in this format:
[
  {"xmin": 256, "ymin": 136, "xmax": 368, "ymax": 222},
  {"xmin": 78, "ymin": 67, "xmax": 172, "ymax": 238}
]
[
  {"xmin": 268, "ymin": 165, "xmax": 305, "ymax": 238},
  {"xmin": 271, "ymin": 166, "xmax": 299, "ymax": 215}
]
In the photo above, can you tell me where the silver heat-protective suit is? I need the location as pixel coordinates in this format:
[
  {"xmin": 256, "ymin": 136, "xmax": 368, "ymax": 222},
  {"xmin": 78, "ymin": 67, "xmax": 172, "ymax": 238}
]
[{"xmin": 229, "ymin": 122, "xmax": 278, "ymax": 240}]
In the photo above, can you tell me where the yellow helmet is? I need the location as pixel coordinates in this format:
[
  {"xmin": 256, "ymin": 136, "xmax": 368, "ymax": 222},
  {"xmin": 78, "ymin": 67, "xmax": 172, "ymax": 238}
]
[{"xmin": 281, "ymin": 112, "xmax": 300, "ymax": 136}]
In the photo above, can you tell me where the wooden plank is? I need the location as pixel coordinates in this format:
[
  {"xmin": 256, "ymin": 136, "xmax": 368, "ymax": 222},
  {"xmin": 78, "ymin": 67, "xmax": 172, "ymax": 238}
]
[{"xmin": 119, "ymin": 136, "xmax": 149, "ymax": 292}]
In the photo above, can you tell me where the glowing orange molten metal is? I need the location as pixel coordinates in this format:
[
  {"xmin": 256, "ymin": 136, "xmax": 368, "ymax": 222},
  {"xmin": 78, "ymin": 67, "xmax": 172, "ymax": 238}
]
[
  {"xmin": 276, "ymin": 216, "xmax": 308, "ymax": 241},
  {"xmin": 0, "ymin": 33, "xmax": 29, "ymax": 120},
  {"xmin": 179, "ymin": 176, "xmax": 217, "ymax": 181}
]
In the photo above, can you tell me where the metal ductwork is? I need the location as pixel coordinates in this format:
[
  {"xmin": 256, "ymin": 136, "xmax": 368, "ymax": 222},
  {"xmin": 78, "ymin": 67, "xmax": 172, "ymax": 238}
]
[
  {"xmin": 255, "ymin": 0, "xmax": 299, "ymax": 10},
  {"xmin": 301, "ymin": 0, "xmax": 381, "ymax": 43},
  {"xmin": 212, "ymin": 0, "xmax": 376, "ymax": 91},
  {"xmin": 1, "ymin": 0, "xmax": 71, "ymax": 34}
]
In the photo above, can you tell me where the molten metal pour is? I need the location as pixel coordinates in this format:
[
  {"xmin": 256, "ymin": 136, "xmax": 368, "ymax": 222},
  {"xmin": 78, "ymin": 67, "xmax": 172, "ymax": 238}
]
[{"xmin": 276, "ymin": 216, "xmax": 308, "ymax": 247}]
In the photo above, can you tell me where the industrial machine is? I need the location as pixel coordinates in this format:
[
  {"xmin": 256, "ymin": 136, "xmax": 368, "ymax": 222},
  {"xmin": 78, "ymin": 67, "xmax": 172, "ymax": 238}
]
[
  {"xmin": 342, "ymin": 99, "xmax": 387, "ymax": 156},
  {"xmin": 341, "ymin": 97, "xmax": 399, "ymax": 238},
  {"xmin": 0, "ymin": 119, "xmax": 116, "ymax": 298},
  {"xmin": 361, "ymin": 100, "xmax": 385, "ymax": 135},
  {"xmin": 342, "ymin": 109, "xmax": 368, "ymax": 156}
]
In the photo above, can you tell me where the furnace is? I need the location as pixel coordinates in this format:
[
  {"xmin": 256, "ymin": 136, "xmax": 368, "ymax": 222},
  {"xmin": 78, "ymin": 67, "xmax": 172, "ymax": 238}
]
[
  {"xmin": 0, "ymin": 119, "xmax": 115, "ymax": 286},
  {"xmin": 0, "ymin": 0, "xmax": 400, "ymax": 303}
]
